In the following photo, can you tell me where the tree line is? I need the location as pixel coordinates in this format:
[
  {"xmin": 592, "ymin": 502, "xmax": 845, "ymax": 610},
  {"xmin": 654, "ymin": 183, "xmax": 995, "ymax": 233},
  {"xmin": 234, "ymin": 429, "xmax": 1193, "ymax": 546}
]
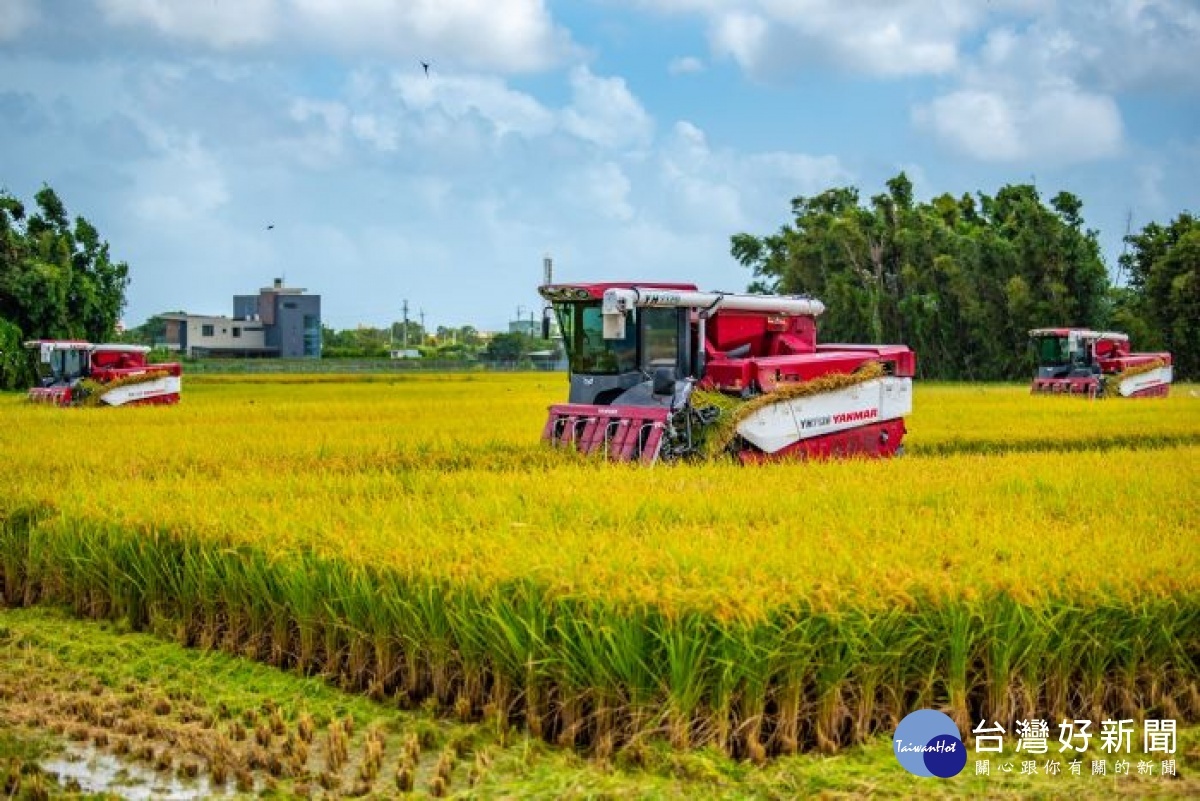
[
  {"xmin": 317, "ymin": 324, "xmax": 555, "ymax": 363},
  {"xmin": 120, "ymin": 316, "xmax": 556, "ymax": 363},
  {"xmin": 732, "ymin": 173, "xmax": 1198, "ymax": 380}
]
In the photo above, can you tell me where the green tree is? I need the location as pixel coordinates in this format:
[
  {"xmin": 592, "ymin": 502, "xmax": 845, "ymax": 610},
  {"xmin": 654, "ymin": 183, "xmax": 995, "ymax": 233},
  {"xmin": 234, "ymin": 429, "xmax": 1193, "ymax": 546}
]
[
  {"xmin": 389, "ymin": 320, "xmax": 425, "ymax": 350},
  {"xmin": 1118, "ymin": 213, "xmax": 1200, "ymax": 378},
  {"xmin": 732, "ymin": 175, "xmax": 1110, "ymax": 380},
  {"xmin": 0, "ymin": 185, "xmax": 130, "ymax": 389},
  {"xmin": 485, "ymin": 332, "xmax": 529, "ymax": 362},
  {"xmin": 120, "ymin": 313, "xmax": 179, "ymax": 346},
  {"xmin": 484, "ymin": 332, "xmax": 555, "ymax": 363}
]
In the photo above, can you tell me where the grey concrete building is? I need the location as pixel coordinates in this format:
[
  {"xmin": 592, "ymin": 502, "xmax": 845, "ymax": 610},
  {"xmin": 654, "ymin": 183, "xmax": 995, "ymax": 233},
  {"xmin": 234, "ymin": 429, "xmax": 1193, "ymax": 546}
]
[{"xmin": 163, "ymin": 279, "xmax": 321, "ymax": 358}]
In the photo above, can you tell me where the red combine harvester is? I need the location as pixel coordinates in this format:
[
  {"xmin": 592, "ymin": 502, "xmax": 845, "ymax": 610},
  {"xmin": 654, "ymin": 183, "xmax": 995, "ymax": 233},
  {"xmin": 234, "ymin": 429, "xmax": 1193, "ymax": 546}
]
[
  {"xmin": 1029, "ymin": 328, "xmax": 1172, "ymax": 398},
  {"xmin": 539, "ymin": 282, "xmax": 915, "ymax": 463},
  {"xmin": 25, "ymin": 340, "xmax": 182, "ymax": 406}
]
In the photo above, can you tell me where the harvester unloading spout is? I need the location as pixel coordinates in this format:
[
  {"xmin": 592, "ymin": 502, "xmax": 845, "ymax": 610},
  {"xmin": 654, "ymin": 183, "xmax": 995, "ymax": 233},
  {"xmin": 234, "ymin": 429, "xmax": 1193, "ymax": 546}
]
[{"xmin": 539, "ymin": 282, "xmax": 915, "ymax": 463}]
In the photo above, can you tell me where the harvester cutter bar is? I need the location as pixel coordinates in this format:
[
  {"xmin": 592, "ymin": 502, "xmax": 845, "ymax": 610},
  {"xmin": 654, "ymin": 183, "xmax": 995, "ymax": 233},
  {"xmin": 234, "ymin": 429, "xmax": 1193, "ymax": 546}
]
[{"xmin": 543, "ymin": 404, "xmax": 670, "ymax": 463}]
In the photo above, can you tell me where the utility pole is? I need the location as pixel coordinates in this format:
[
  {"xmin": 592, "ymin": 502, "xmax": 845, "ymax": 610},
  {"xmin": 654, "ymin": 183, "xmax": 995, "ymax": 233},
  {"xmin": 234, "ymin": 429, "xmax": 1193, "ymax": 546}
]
[
  {"xmin": 542, "ymin": 254, "xmax": 554, "ymax": 339},
  {"xmin": 1115, "ymin": 208, "xmax": 1134, "ymax": 287},
  {"xmin": 402, "ymin": 299, "xmax": 409, "ymax": 351},
  {"xmin": 419, "ymin": 309, "xmax": 426, "ymax": 344}
]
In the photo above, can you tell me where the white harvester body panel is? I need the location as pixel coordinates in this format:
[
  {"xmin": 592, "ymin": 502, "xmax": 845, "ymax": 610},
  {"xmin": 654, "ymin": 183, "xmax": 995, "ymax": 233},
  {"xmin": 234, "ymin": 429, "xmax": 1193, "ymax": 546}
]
[
  {"xmin": 736, "ymin": 377, "xmax": 913, "ymax": 454},
  {"xmin": 100, "ymin": 375, "xmax": 182, "ymax": 406}
]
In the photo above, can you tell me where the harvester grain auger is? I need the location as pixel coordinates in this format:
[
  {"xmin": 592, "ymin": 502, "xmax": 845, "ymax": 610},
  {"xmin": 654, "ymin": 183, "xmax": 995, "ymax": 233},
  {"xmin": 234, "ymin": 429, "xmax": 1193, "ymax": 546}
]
[
  {"xmin": 24, "ymin": 340, "xmax": 182, "ymax": 406},
  {"xmin": 539, "ymin": 283, "xmax": 916, "ymax": 463},
  {"xmin": 1029, "ymin": 328, "xmax": 1172, "ymax": 398}
]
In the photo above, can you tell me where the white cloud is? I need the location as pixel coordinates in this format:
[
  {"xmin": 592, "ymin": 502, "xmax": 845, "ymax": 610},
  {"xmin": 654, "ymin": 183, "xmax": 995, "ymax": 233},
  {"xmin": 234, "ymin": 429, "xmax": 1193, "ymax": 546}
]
[
  {"xmin": 677, "ymin": 0, "xmax": 976, "ymax": 79},
  {"xmin": 914, "ymin": 86, "xmax": 1123, "ymax": 164},
  {"xmin": 1057, "ymin": 0, "xmax": 1200, "ymax": 93},
  {"xmin": 639, "ymin": 1, "xmax": 1200, "ymax": 91},
  {"xmin": 287, "ymin": 98, "xmax": 351, "ymax": 166},
  {"xmin": 283, "ymin": 66, "xmax": 656, "ymax": 166},
  {"xmin": 904, "ymin": 3, "xmax": 1180, "ymax": 165},
  {"xmin": 659, "ymin": 120, "xmax": 849, "ymax": 230},
  {"xmin": 561, "ymin": 66, "xmax": 654, "ymax": 150},
  {"xmin": 710, "ymin": 11, "xmax": 768, "ymax": 72},
  {"xmin": 668, "ymin": 55, "xmax": 705, "ymax": 75},
  {"xmin": 573, "ymin": 162, "xmax": 635, "ymax": 222},
  {"xmin": 130, "ymin": 137, "xmax": 229, "ymax": 223},
  {"xmin": 99, "ymin": 0, "xmax": 278, "ymax": 48},
  {"xmin": 394, "ymin": 73, "xmax": 556, "ymax": 140},
  {"xmin": 96, "ymin": 0, "xmax": 574, "ymax": 72},
  {"xmin": 913, "ymin": 91, "xmax": 1022, "ymax": 162},
  {"xmin": 963, "ymin": 3, "xmax": 1200, "ymax": 101},
  {"xmin": 350, "ymin": 113, "xmax": 399, "ymax": 152},
  {"xmin": 0, "ymin": 0, "xmax": 39, "ymax": 41},
  {"xmin": 290, "ymin": 0, "xmax": 574, "ymax": 71}
]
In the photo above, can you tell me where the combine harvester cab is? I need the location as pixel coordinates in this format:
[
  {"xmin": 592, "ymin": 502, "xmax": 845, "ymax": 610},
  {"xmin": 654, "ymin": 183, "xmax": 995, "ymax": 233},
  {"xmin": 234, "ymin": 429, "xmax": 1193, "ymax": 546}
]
[
  {"xmin": 539, "ymin": 283, "xmax": 916, "ymax": 463},
  {"xmin": 25, "ymin": 340, "xmax": 183, "ymax": 406},
  {"xmin": 1029, "ymin": 328, "xmax": 1172, "ymax": 398}
]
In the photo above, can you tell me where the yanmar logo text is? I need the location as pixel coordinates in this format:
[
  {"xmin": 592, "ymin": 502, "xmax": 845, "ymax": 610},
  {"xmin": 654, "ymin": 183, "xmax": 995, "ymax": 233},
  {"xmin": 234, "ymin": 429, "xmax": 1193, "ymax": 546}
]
[
  {"xmin": 797, "ymin": 407, "xmax": 879, "ymax": 429},
  {"xmin": 833, "ymin": 408, "xmax": 878, "ymax": 424}
]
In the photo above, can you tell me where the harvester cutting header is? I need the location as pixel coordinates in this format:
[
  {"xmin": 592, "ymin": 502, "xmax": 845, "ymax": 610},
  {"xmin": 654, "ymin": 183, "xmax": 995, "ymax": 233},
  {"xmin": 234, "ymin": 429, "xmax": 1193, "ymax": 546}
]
[{"xmin": 539, "ymin": 282, "xmax": 915, "ymax": 463}]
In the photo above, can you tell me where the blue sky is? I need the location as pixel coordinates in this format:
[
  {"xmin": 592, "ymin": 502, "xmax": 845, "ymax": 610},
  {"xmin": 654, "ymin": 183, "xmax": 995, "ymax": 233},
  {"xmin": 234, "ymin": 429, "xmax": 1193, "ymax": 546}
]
[{"xmin": 1, "ymin": 0, "xmax": 1197, "ymax": 332}]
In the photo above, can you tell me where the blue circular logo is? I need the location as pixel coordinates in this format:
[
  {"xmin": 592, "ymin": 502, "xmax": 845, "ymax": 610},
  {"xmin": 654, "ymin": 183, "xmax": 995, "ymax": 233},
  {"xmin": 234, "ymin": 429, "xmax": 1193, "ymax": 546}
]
[{"xmin": 893, "ymin": 710, "xmax": 966, "ymax": 778}]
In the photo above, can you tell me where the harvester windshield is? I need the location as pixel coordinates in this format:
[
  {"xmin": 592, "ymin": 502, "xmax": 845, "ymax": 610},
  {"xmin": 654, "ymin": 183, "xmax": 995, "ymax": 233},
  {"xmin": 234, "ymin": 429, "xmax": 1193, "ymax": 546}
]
[
  {"xmin": 1033, "ymin": 334, "xmax": 1070, "ymax": 367},
  {"xmin": 32, "ymin": 344, "xmax": 87, "ymax": 385},
  {"xmin": 553, "ymin": 302, "xmax": 638, "ymax": 375},
  {"xmin": 554, "ymin": 302, "xmax": 683, "ymax": 376}
]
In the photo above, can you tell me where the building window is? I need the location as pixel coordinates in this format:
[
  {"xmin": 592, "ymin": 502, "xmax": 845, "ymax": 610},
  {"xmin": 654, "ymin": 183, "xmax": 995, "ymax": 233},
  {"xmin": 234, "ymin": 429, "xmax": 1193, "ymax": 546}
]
[
  {"xmin": 201, "ymin": 324, "xmax": 214, "ymax": 337},
  {"xmin": 303, "ymin": 315, "xmax": 321, "ymax": 357},
  {"xmin": 233, "ymin": 327, "xmax": 241, "ymax": 338},
  {"xmin": 284, "ymin": 301, "xmax": 298, "ymax": 309}
]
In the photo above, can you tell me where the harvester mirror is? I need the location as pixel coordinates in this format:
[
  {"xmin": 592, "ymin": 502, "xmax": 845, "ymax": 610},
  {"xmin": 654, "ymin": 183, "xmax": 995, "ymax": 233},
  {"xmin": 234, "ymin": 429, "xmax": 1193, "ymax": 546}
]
[
  {"xmin": 601, "ymin": 288, "xmax": 632, "ymax": 340},
  {"xmin": 602, "ymin": 310, "xmax": 628, "ymax": 340}
]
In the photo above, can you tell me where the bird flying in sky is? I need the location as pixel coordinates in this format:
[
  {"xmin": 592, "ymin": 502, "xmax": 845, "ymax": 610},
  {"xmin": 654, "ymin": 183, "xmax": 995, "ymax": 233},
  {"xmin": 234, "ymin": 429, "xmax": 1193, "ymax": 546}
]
[{"xmin": 421, "ymin": 61, "xmax": 430, "ymax": 77}]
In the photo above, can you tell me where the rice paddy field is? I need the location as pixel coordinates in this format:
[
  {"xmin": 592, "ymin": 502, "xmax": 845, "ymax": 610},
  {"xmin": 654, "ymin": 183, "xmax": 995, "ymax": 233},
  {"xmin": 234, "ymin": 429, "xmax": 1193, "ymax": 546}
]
[{"xmin": 0, "ymin": 374, "xmax": 1198, "ymax": 791}]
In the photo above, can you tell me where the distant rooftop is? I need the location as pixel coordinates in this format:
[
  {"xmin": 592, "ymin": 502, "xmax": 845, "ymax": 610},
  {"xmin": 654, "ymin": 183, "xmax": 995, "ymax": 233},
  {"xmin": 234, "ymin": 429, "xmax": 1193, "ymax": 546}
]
[{"xmin": 260, "ymin": 277, "xmax": 307, "ymax": 294}]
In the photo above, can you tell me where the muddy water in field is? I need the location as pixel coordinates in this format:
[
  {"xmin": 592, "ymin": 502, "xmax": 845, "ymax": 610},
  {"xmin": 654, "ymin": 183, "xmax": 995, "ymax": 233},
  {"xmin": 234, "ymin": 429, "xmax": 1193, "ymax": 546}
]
[{"xmin": 42, "ymin": 742, "xmax": 239, "ymax": 799}]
